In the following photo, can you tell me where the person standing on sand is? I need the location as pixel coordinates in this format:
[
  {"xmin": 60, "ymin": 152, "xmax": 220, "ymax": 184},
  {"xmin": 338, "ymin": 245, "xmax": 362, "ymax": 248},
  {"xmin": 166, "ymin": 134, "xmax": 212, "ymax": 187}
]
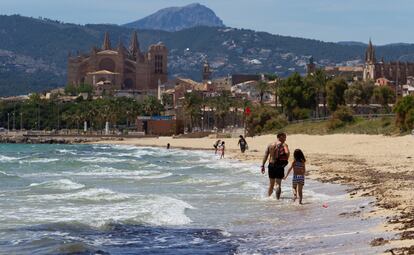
[
  {"xmin": 284, "ymin": 149, "xmax": 306, "ymax": 204},
  {"xmin": 261, "ymin": 132, "xmax": 290, "ymax": 199},
  {"xmin": 238, "ymin": 135, "xmax": 248, "ymax": 153}
]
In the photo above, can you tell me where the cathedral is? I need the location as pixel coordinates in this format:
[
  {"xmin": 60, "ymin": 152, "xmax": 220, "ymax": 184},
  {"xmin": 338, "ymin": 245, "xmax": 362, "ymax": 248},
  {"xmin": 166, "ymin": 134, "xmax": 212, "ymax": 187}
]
[
  {"xmin": 67, "ymin": 32, "xmax": 168, "ymax": 95},
  {"xmin": 363, "ymin": 39, "xmax": 414, "ymax": 86}
]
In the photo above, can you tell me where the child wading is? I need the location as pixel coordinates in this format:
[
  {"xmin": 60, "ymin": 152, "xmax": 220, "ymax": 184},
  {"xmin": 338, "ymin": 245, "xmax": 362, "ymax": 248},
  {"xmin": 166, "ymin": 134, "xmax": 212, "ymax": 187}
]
[
  {"xmin": 219, "ymin": 141, "xmax": 225, "ymax": 159},
  {"xmin": 284, "ymin": 149, "xmax": 306, "ymax": 204},
  {"xmin": 213, "ymin": 140, "xmax": 221, "ymax": 155}
]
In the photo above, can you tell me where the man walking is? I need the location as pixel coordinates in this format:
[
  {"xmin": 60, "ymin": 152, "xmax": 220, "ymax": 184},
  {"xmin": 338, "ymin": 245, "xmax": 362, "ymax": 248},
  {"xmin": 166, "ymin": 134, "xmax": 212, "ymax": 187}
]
[{"xmin": 261, "ymin": 132, "xmax": 290, "ymax": 199}]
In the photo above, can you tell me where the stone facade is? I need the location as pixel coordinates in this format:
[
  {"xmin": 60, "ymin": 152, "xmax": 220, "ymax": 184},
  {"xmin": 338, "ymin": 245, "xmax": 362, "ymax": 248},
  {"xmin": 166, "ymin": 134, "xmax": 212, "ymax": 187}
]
[
  {"xmin": 67, "ymin": 32, "xmax": 168, "ymax": 95},
  {"xmin": 363, "ymin": 40, "xmax": 414, "ymax": 86},
  {"xmin": 202, "ymin": 60, "xmax": 212, "ymax": 81}
]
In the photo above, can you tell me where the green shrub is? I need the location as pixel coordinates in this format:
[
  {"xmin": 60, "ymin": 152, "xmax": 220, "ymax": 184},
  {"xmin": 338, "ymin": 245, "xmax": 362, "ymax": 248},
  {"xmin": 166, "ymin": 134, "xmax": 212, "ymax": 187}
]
[
  {"xmin": 263, "ymin": 115, "xmax": 288, "ymax": 131},
  {"xmin": 327, "ymin": 118, "xmax": 344, "ymax": 129},
  {"xmin": 393, "ymin": 95, "xmax": 414, "ymax": 131},
  {"xmin": 405, "ymin": 109, "xmax": 414, "ymax": 131},
  {"xmin": 246, "ymin": 106, "xmax": 287, "ymax": 136},
  {"xmin": 381, "ymin": 117, "xmax": 391, "ymax": 127},
  {"xmin": 292, "ymin": 107, "xmax": 311, "ymax": 120},
  {"xmin": 334, "ymin": 105, "xmax": 354, "ymax": 122},
  {"xmin": 328, "ymin": 106, "xmax": 354, "ymax": 130}
]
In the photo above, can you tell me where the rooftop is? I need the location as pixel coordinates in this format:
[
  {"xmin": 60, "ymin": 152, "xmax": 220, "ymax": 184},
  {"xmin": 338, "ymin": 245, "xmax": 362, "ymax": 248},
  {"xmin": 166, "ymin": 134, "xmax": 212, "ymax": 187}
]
[
  {"xmin": 97, "ymin": 50, "xmax": 119, "ymax": 55},
  {"xmin": 87, "ymin": 70, "xmax": 120, "ymax": 75}
]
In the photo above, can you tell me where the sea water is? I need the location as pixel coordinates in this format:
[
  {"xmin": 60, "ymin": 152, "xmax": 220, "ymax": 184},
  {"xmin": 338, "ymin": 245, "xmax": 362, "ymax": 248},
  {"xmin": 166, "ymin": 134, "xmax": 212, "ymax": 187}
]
[{"xmin": 0, "ymin": 144, "xmax": 391, "ymax": 254}]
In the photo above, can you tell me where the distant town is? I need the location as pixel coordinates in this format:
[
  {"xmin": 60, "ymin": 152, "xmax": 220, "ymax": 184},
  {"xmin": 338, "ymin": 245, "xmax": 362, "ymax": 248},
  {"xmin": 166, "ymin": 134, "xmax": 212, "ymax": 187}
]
[{"xmin": 0, "ymin": 32, "xmax": 413, "ymax": 139}]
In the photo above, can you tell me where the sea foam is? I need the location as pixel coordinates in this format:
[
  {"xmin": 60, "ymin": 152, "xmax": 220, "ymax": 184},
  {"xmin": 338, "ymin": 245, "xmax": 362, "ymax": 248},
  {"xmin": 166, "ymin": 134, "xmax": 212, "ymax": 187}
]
[
  {"xmin": 0, "ymin": 155, "xmax": 21, "ymax": 162},
  {"xmin": 31, "ymin": 188, "xmax": 130, "ymax": 202},
  {"xmin": 29, "ymin": 179, "xmax": 85, "ymax": 191}
]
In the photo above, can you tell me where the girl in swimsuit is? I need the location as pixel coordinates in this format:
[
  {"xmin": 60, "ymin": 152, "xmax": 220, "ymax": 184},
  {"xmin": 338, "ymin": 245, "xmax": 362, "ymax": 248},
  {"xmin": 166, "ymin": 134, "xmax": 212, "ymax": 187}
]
[
  {"xmin": 284, "ymin": 149, "xmax": 306, "ymax": 204},
  {"xmin": 219, "ymin": 141, "xmax": 225, "ymax": 159}
]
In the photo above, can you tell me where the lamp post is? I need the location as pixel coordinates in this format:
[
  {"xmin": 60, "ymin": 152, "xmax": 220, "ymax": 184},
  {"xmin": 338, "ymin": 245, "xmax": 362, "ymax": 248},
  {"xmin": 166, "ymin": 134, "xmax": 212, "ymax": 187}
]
[
  {"xmin": 12, "ymin": 112, "xmax": 15, "ymax": 130},
  {"xmin": 37, "ymin": 103, "xmax": 40, "ymax": 130},
  {"xmin": 20, "ymin": 112, "xmax": 23, "ymax": 131},
  {"xmin": 7, "ymin": 113, "xmax": 10, "ymax": 132},
  {"xmin": 57, "ymin": 102, "xmax": 60, "ymax": 132}
]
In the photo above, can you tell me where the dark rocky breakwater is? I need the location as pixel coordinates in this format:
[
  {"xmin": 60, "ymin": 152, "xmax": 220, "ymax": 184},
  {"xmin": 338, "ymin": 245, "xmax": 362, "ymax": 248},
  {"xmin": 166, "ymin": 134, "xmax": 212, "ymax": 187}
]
[{"xmin": 0, "ymin": 134, "xmax": 119, "ymax": 144}]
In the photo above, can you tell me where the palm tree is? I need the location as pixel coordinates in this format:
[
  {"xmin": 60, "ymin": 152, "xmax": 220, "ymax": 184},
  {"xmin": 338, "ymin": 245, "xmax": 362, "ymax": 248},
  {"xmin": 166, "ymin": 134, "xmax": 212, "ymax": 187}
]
[
  {"xmin": 211, "ymin": 91, "xmax": 234, "ymax": 130},
  {"xmin": 256, "ymin": 81, "xmax": 270, "ymax": 104},
  {"xmin": 143, "ymin": 96, "xmax": 164, "ymax": 116},
  {"xmin": 183, "ymin": 92, "xmax": 202, "ymax": 132},
  {"xmin": 313, "ymin": 69, "xmax": 328, "ymax": 117},
  {"xmin": 161, "ymin": 93, "xmax": 174, "ymax": 110},
  {"xmin": 125, "ymin": 99, "xmax": 142, "ymax": 128},
  {"xmin": 108, "ymin": 99, "xmax": 122, "ymax": 130},
  {"xmin": 269, "ymin": 76, "xmax": 280, "ymax": 109}
]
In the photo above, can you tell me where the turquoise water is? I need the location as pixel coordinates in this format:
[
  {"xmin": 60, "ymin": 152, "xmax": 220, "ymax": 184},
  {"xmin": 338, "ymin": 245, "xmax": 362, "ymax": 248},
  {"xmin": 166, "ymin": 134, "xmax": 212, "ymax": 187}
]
[{"xmin": 0, "ymin": 144, "xmax": 390, "ymax": 254}]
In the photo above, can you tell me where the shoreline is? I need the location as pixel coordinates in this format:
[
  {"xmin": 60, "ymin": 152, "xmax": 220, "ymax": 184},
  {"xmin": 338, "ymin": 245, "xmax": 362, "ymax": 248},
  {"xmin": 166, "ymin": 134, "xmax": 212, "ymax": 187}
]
[{"xmin": 92, "ymin": 134, "xmax": 414, "ymax": 254}]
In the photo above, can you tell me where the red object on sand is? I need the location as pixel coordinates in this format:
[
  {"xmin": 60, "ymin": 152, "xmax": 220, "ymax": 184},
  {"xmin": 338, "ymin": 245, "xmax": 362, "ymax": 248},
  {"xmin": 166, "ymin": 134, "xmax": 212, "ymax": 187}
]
[
  {"xmin": 245, "ymin": 107, "xmax": 251, "ymax": 115},
  {"xmin": 322, "ymin": 203, "xmax": 328, "ymax": 208}
]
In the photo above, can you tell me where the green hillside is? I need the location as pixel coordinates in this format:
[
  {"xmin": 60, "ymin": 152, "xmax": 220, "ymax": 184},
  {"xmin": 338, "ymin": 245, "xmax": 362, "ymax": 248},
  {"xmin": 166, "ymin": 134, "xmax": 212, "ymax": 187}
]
[{"xmin": 1, "ymin": 15, "xmax": 414, "ymax": 96}]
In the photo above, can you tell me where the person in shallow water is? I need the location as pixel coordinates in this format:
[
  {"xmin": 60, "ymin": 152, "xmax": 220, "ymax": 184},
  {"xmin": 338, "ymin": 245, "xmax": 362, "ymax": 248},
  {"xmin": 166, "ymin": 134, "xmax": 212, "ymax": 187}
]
[
  {"xmin": 238, "ymin": 135, "xmax": 248, "ymax": 153},
  {"xmin": 284, "ymin": 149, "xmax": 306, "ymax": 204},
  {"xmin": 261, "ymin": 132, "xmax": 290, "ymax": 199},
  {"xmin": 213, "ymin": 140, "xmax": 221, "ymax": 155},
  {"xmin": 219, "ymin": 141, "xmax": 225, "ymax": 159},
  {"xmin": 167, "ymin": 143, "xmax": 170, "ymax": 149}
]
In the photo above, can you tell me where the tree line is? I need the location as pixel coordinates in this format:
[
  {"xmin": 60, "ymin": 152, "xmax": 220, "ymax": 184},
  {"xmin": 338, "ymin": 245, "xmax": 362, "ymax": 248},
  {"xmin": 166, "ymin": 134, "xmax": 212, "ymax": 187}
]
[
  {"xmin": 1, "ymin": 70, "xmax": 412, "ymax": 134},
  {"xmin": 247, "ymin": 69, "xmax": 412, "ymax": 134},
  {"xmin": 0, "ymin": 94, "xmax": 164, "ymax": 132}
]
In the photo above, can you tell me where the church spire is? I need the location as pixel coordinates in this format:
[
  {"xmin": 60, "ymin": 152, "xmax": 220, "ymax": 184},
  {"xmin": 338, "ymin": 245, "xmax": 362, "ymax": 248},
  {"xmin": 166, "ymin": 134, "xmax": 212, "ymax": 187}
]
[
  {"xmin": 117, "ymin": 36, "xmax": 127, "ymax": 55},
  {"xmin": 102, "ymin": 32, "xmax": 111, "ymax": 50},
  {"xmin": 202, "ymin": 59, "xmax": 212, "ymax": 81},
  {"xmin": 129, "ymin": 31, "xmax": 140, "ymax": 58},
  {"xmin": 365, "ymin": 39, "xmax": 376, "ymax": 64}
]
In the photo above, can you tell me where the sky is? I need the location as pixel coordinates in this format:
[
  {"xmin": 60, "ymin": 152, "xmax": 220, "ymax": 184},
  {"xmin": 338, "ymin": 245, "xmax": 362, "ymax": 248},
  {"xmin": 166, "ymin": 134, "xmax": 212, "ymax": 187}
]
[{"xmin": 1, "ymin": 0, "xmax": 413, "ymax": 45}]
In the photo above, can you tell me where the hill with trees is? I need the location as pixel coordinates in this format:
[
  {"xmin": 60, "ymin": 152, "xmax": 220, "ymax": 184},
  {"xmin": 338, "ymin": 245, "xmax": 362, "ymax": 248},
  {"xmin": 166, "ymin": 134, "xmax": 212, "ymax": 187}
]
[{"xmin": 2, "ymin": 15, "xmax": 414, "ymax": 96}]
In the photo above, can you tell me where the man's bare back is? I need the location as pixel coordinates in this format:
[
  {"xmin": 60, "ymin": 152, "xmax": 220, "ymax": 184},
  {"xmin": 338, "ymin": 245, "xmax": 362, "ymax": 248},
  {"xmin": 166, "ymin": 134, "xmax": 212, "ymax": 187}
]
[
  {"xmin": 262, "ymin": 142, "xmax": 289, "ymax": 165},
  {"xmin": 264, "ymin": 143, "xmax": 277, "ymax": 164}
]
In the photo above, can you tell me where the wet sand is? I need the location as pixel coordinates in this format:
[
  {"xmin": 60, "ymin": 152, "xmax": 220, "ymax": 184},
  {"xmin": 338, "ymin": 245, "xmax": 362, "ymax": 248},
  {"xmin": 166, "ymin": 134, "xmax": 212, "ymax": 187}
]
[{"xmin": 94, "ymin": 134, "xmax": 414, "ymax": 254}]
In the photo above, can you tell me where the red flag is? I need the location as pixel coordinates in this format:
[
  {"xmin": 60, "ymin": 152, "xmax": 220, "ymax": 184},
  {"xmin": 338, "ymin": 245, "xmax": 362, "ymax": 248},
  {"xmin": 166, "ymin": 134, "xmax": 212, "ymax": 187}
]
[{"xmin": 245, "ymin": 107, "xmax": 251, "ymax": 115}]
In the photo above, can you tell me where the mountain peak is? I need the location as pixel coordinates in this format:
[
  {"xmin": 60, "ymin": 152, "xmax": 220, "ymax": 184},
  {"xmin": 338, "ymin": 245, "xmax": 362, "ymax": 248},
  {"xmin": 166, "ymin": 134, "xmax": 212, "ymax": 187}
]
[{"xmin": 124, "ymin": 3, "xmax": 225, "ymax": 32}]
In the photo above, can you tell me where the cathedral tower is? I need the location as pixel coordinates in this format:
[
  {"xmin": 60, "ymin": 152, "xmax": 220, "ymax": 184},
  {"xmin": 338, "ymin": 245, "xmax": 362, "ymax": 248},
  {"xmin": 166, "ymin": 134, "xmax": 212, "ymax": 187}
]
[
  {"xmin": 102, "ymin": 32, "xmax": 111, "ymax": 50},
  {"xmin": 202, "ymin": 60, "xmax": 212, "ymax": 81},
  {"xmin": 365, "ymin": 39, "xmax": 376, "ymax": 64},
  {"xmin": 363, "ymin": 39, "xmax": 376, "ymax": 80},
  {"xmin": 306, "ymin": 56, "xmax": 316, "ymax": 75},
  {"xmin": 129, "ymin": 31, "xmax": 140, "ymax": 60}
]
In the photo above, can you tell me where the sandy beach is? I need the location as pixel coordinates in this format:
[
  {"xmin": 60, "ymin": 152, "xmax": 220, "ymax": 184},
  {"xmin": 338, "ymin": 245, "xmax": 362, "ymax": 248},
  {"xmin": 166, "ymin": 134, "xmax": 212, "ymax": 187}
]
[{"xmin": 95, "ymin": 134, "xmax": 414, "ymax": 254}]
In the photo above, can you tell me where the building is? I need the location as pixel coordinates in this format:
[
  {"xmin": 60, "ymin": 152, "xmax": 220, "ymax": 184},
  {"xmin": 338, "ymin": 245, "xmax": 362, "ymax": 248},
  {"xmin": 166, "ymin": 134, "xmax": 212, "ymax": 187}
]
[
  {"xmin": 136, "ymin": 116, "xmax": 180, "ymax": 136},
  {"xmin": 202, "ymin": 60, "xmax": 212, "ymax": 81},
  {"xmin": 160, "ymin": 78, "xmax": 204, "ymax": 108},
  {"xmin": 231, "ymin": 80, "xmax": 273, "ymax": 103},
  {"xmin": 403, "ymin": 76, "xmax": 414, "ymax": 97},
  {"xmin": 306, "ymin": 56, "xmax": 316, "ymax": 75},
  {"xmin": 363, "ymin": 39, "xmax": 414, "ymax": 91},
  {"xmin": 68, "ymin": 32, "xmax": 168, "ymax": 95},
  {"xmin": 307, "ymin": 56, "xmax": 364, "ymax": 81},
  {"xmin": 324, "ymin": 66, "xmax": 364, "ymax": 81},
  {"xmin": 402, "ymin": 84, "xmax": 414, "ymax": 97},
  {"xmin": 212, "ymin": 76, "xmax": 232, "ymax": 91},
  {"xmin": 231, "ymin": 74, "xmax": 261, "ymax": 86}
]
